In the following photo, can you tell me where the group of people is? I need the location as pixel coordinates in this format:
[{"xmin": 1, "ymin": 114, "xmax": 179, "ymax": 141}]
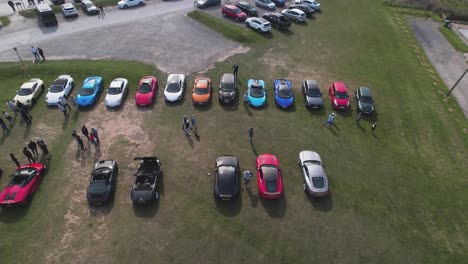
[
  {"xmin": 31, "ymin": 46, "xmax": 46, "ymax": 63},
  {"xmin": 72, "ymin": 126, "xmax": 100, "ymax": 152},
  {"xmin": 324, "ymin": 112, "xmax": 377, "ymax": 134},
  {"xmin": 182, "ymin": 115, "xmax": 197, "ymax": 137},
  {"xmin": 5, "ymin": 100, "xmax": 33, "ymax": 127},
  {"xmin": 9, "ymin": 137, "xmax": 51, "ymax": 168}
]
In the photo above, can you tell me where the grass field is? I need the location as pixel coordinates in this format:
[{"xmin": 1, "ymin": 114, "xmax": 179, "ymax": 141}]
[{"xmin": 1, "ymin": 0, "xmax": 467, "ymax": 263}]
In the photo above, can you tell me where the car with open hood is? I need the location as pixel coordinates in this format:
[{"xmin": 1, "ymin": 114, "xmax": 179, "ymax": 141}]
[
  {"xmin": 262, "ymin": 13, "xmax": 291, "ymax": 29},
  {"xmin": 131, "ymin": 157, "xmax": 162, "ymax": 205},
  {"xmin": 0, "ymin": 163, "xmax": 47, "ymax": 206},
  {"xmin": 298, "ymin": 151, "xmax": 328, "ymax": 197},
  {"xmin": 164, "ymin": 74, "xmax": 185, "ymax": 102},
  {"xmin": 214, "ymin": 155, "xmax": 240, "ymax": 200},
  {"xmin": 105, "ymin": 78, "xmax": 128, "ymax": 108},
  {"xmin": 76, "ymin": 76, "xmax": 103, "ymax": 107},
  {"xmin": 218, "ymin": 73, "xmax": 237, "ymax": 104},
  {"xmin": 135, "ymin": 76, "xmax": 158, "ymax": 106},
  {"xmin": 14, "ymin": 78, "xmax": 45, "ymax": 107},
  {"xmin": 192, "ymin": 77, "xmax": 212, "ymax": 105},
  {"xmin": 87, "ymin": 160, "xmax": 118, "ymax": 205},
  {"xmin": 256, "ymin": 154, "xmax": 283, "ymax": 199},
  {"xmin": 45, "ymin": 75, "xmax": 74, "ymax": 106},
  {"xmin": 302, "ymin": 80, "xmax": 323, "ymax": 109}
]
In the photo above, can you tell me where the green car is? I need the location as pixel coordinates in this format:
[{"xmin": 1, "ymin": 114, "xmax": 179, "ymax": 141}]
[{"xmin": 354, "ymin": 87, "xmax": 375, "ymax": 114}]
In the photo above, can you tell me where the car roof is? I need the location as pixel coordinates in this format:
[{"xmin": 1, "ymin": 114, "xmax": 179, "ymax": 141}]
[
  {"xmin": 300, "ymin": 150, "xmax": 321, "ymax": 163},
  {"xmin": 196, "ymin": 78, "xmax": 209, "ymax": 88},
  {"xmin": 168, "ymin": 74, "xmax": 181, "ymax": 83},
  {"xmin": 62, "ymin": 3, "xmax": 74, "ymax": 8},
  {"xmin": 53, "ymin": 78, "xmax": 68, "ymax": 86},
  {"xmin": 359, "ymin": 87, "xmax": 372, "ymax": 96},
  {"xmin": 288, "ymin": 8, "xmax": 304, "ymax": 13},
  {"xmin": 333, "ymin": 81, "xmax": 347, "ymax": 92},
  {"xmin": 254, "ymin": 17, "xmax": 269, "ymax": 23},
  {"xmin": 21, "ymin": 81, "xmax": 37, "ymax": 89},
  {"xmin": 217, "ymin": 155, "xmax": 238, "ymax": 167},
  {"xmin": 221, "ymin": 73, "xmax": 235, "ymax": 84}
]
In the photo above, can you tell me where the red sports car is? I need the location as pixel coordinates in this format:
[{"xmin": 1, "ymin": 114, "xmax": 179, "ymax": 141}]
[
  {"xmin": 135, "ymin": 76, "xmax": 158, "ymax": 106},
  {"xmin": 0, "ymin": 163, "xmax": 46, "ymax": 206},
  {"xmin": 256, "ymin": 154, "xmax": 283, "ymax": 199},
  {"xmin": 329, "ymin": 81, "xmax": 350, "ymax": 110}
]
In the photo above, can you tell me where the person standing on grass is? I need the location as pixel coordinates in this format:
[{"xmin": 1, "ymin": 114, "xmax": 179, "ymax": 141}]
[
  {"xmin": 58, "ymin": 103, "xmax": 67, "ymax": 116},
  {"xmin": 37, "ymin": 47, "xmax": 45, "ymax": 61},
  {"xmin": 182, "ymin": 115, "xmax": 187, "ymax": 130},
  {"xmin": 184, "ymin": 119, "xmax": 191, "ymax": 136},
  {"xmin": 21, "ymin": 110, "xmax": 32, "ymax": 125},
  {"xmin": 3, "ymin": 110, "xmax": 14, "ymax": 124},
  {"xmin": 8, "ymin": 0, "xmax": 15, "ymax": 12},
  {"xmin": 37, "ymin": 137, "xmax": 51, "ymax": 159},
  {"xmin": 243, "ymin": 92, "xmax": 249, "ymax": 106},
  {"xmin": 243, "ymin": 170, "xmax": 253, "ymax": 188},
  {"xmin": 233, "ymin": 64, "xmax": 239, "ymax": 81},
  {"xmin": 76, "ymin": 135, "xmax": 86, "ymax": 152},
  {"xmin": 89, "ymin": 133, "xmax": 98, "ymax": 148},
  {"xmin": 91, "ymin": 127, "xmax": 100, "ymax": 145},
  {"xmin": 10, "ymin": 153, "xmax": 20, "ymax": 167},
  {"xmin": 82, "ymin": 125, "xmax": 89, "ymax": 141},
  {"xmin": 98, "ymin": 5, "xmax": 105, "ymax": 17},
  {"xmin": 191, "ymin": 114, "xmax": 197, "ymax": 129},
  {"xmin": 28, "ymin": 139, "xmax": 39, "ymax": 158},
  {"xmin": 372, "ymin": 122, "xmax": 377, "ymax": 134},
  {"xmin": 0, "ymin": 117, "xmax": 9, "ymax": 134},
  {"xmin": 23, "ymin": 147, "xmax": 35, "ymax": 163},
  {"xmin": 323, "ymin": 112, "xmax": 336, "ymax": 128},
  {"xmin": 70, "ymin": 96, "xmax": 78, "ymax": 110},
  {"xmin": 59, "ymin": 97, "xmax": 71, "ymax": 111},
  {"xmin": 248, "ymin": 127, "xmax": 254, "ymax": 142},
  {"xmin": 31, "ymin": 46, "xmax": 40, "ymax": 62}
]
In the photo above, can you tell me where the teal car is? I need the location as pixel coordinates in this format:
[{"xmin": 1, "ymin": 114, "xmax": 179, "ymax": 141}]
[
  {"xmin": 247, "ymin": 79, "xmax": 266, "ymax": 107},
  {"xmin": 76, "ymin": 76, "xmax": 103, "ymax": 107}
]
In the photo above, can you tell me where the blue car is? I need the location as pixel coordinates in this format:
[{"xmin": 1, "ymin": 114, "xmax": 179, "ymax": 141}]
[
  {"xmin": 76, "ymin": 76, "xmax": 103, "ymax": 107},
  {"xmin": 247, "ymin": 79, "xmax": 266, "ymax": 107},
  {"xmin": 274, "ymin": 78, "xmax": 294, "ymax": 108}
]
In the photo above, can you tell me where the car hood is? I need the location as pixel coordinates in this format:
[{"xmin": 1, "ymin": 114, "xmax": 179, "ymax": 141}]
[
  {"xmin": 76, "ymin": 94, "xmax": 95, "ymax": 104},
  {"xmin": 0, "ymin": 185, "xmax": 26, "ymax": 204},
  {"xmin": 276, "ymin": 95, "xmax": 293, "ymax": 107},
  {"xmin": 46, "ymin": 91, "xmax": 64, "ymax": 104},
  {"xmin": 359, "ymin": 101, "xmax": 374, "ymax": 111},
  {"xmin": 306, "ymin": 96, "xmax": 323, "ymax": 105},
  {"xmin": 248, "ymin": 95, "xmax": 266, "ymax": 107},
  {"xmin": 164, "ymin": 90, "xmax": 182, "ymax": 101},
  {"xmin": 88, "ymin": 182, "xmax": 108, "ymax": 195},
  {"xmin": 14, "ymin": 94, "xmax": 33, "ymax": 104},
  {"xmin": 105, "ymin": 93, "xmax": 122, "ymax": 102},
  {"xmin": 219, "ymin": 90, "xmax": 236, "ymax": 98},
  {"xmin": 334, "ymin": 97, "xmax": 349, "ymax": 106},
  {"xmin": 135, "ymin": 93, "xmax": 153, "ymax": 104}
]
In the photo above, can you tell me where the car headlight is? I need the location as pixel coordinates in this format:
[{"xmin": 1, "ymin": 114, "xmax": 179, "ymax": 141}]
[
  {"xmin": 27, "ymin": 99, "xmax": 31, "ymax": 103},
  {"xmin": 333, "ymin": 100, "xmax": 338, "ymax": 106},
  {"xmin": 371, "ymin": 106, "xmax": 375, "ymax": 111}
]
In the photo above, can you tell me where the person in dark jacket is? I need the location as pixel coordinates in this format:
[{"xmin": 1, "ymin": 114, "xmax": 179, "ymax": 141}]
[
  {"xmin": 10, "ymin": 153, "xmax": 20, "ymax": 167},
  {"xmin": 28, "ymin": 139, "xmax": 39, "ymax": 157},
  {"xmin": 23, "ymin": 147, "xmax": 35, "ymax": 163}
]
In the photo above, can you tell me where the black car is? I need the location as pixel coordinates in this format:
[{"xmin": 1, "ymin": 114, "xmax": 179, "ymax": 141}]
[
  {"xmin": 262, "ymin": 13, "xmax": 291, "ymax": 29},
  {"xmin": 236, "ymin": 1, "xmax": 258, "ymax": 16},
  {"xmin": 218, "ymin": 73, "xmax": 237, "ymax": 104},
  {"xmin": 214, "ymin": 155, "xmax": 240, "ymax": 200},
  {"xmin": 288, "ymin": 4, "xmax": 314, "ymax": 17},
  {"xmin": 81, "ymin": 0, "xmax": 98, "ymax": 15},
  {"xmin": 302, "ymin": 80, "xmax": 323, "ymax": 109},
  {"xmin": 354, "ymin": 87, "xmax": 375, "ymax": 114},
  {"xmin": 51, "ymin": 0, "xmax": 65, "ymax": 4},
  {"xmin": 196, "ymin": 0, "xmax": 221, "ymax": 9},
  {"xmin": 87, "ymin": 160, "xmax": 118, "ymax": 206},
  {"xmin": 131, "ymin": 157, "xmax": 162, "ymax": 205}
]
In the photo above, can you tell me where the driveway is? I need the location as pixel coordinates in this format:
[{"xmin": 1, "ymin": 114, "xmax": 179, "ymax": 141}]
[
  {"xmin": 0, "ymin": 0, "xmax": 248, "ymax": 73},
  {"xmin": 408, "ymin": 17, "xmax": 468, "ymax": 118}
]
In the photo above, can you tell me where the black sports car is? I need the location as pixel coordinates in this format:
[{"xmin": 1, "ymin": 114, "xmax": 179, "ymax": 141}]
[
  {"xmin": 87, "ymin": 160, "xmax": 118, "ymax": 206},
  {"xmin": 214, "ymin": 155, "xmax": 240, "ymax": 200},
  {"xmin": 262, "ymin": 13, "xmax": 291, "ymax": 29},
  {"xmin": 131, "ymin": 157, "xmax": 162, "ymax": 205}
]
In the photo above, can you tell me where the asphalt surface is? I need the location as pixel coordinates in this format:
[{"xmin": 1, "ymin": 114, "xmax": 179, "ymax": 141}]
[
  {"xmin": 408, "ymin": 17, "xmax": 468, "ymax": 118},
  {"xmin": 0, "ymin": 0, "xmax": 247, "ymax": 73}
]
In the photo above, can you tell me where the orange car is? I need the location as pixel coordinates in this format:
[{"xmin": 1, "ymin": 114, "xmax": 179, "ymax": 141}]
[{"xmin": 192, "ymin": 77, "xmax": 212, "ymax": 105}]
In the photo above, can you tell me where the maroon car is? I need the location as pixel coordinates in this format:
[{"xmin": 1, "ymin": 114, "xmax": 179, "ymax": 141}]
[
  {"xmin": 222, "ymin": 4, "xmax": 247, "ymax": 22},
  {"xmin": 0, "ymin": 163, "xmax": 47, "ymax": 206}
]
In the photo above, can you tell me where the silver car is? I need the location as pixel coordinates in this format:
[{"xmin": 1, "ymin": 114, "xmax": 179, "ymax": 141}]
[
  {"xmin": 298, "ymin": 151, "xmax": 328, "ymax": 197},
  {"xmin": 281, "ymin": 8, "xmax": 306, "ymax": 22},
  {"xmin": 61, "ymin": 3, "xmax": 78, "ymax": 17},
  {"xmin": 255, "ymin": 0, "xmax": 275, "ymax": 10}
]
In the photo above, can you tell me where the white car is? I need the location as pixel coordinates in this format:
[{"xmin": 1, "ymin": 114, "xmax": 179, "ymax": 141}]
[
  {"xmin": 298, "ymin": 150, "xmax": 329, "ymax": 197},
  {"xmin": 255, "ymin": 0, "xmax": 275, "ymax": 10},
  {"xmin": 245, "ymin": 17, "xmax": 271, "ymax": 33},
  {"xmin": 61, "ymin": 3, "xmax": 78, "ymax": 17},
  {"xmin": 294, "ymin": 0, "xmax": 320, "ymax": 11},
  {"xmin": 14, "ymin": 78, "xmax": 45, "ymax": 107},
  {"xmin": 105, "ymin": 78, "xmax": 129, "ymax": 107},
  {"xmin": 281, "ymin": 8, "xmax": 306, "ymax": 22},
  {"xmin": 45, "ymin": 75, "xmax": 74, "ymax": 106},
  {"xmin": 164, "ymin": 74, "xmax": 185, "ymax": 102},
  {"xmin": 118, "ymin": 0, "xmax": 145, "ymax": 9}
]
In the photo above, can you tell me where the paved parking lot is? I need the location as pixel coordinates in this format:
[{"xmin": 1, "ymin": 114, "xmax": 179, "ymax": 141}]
[{"xmin": 0, "ymin": 0, "xmax": 247, "ymax": 73}]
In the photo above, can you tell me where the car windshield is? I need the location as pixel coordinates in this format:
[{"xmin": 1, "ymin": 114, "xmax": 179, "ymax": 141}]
[
  {"xmin": 308, "ymin": 88, "xmax": 321, "ymax": 97},
  {"xmin": 93, "ymin": 168, "xmax": 111, "ymax": 181},
  {"xmin": 107, "ymin": 87, "xmax": 122, "ymax": 95},
  {"xmin": 244, "ymin": 3, "xmax": 253, "ymax": 8},
  {"xmin": 361, "ymin": 96, "xmax": 373, "ymax": 103},
  {"xmin": 195, "ymin": 80, "xmax": 209, "ymax": 95},
  {"xmin": 80, "ymin": 88, "xmax": 94, "ymax": 96},
  {"xmin": 50, "ymin": 85, "xmax": 64, "ymax": 93},
  {"xmin": 278, "ymin": 88, "xmax": 292, "ymax": 99},
  {"xmin": 18, "ymin": 88, "xmax": 33, "ymax": 96},
  {"xmin": 261, "ymin": 166, "xmax": 278, "ymax": 192},
  {"xmin": 279, "ymin": 16, "xmax": 288, "ymax": 22},
  {"xmin": 335, "ymin": 91, "xmax": 348, "ymax": 99},
  {"xmin": 166, "ymin": 82, "xmax": 180, "ymax": 93},
  {"xmin": 195, "ymin": 87, "xmax": 209, "ymax": 95},
  {"xmin": 85, "ymin": 2, "xmax": 94, "ymax": 8},
  {"xmin": 304, "ymin": 160, "xmax": 321, "ymax": 166},
  {"xmin": 134, "ymin": 175, "xmax": 154, "ymax": 191},
  {"xmin": 139, "ymin": 84, "xmax": 152, "ymax": 94},
  {"xmin": 312, "ymin": 177, "xmax": 325, "ymax": 188},
  {"xmin": 233, "ymin": 8, "xmax": 242, "ymax": 14},
  {"xmin": 10, "ymin": 168, "xmax": 37, "ymax": 185},
  {"xmin": 250, "ymin": 86, "xmax": 263, "ymax": 98},
  {"xmin": 217, "ymin": 166, "xmax": 236, "ymax": 193},
  {"xmin": 221, "ymin": 82, "xmax": 235, "ymax": 92}
]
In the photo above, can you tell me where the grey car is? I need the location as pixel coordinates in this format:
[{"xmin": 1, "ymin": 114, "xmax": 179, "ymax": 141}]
[
  {"xmin": 298, "ymin": 151, "xmax": 328, "ymax": 197},
  {"xmin": 255, "ymin": 0, "xmax": 276, "ymax": 10},
  {"xmin": 281, "ymin": 8, "xmax": 306, "ymax": 22},
  {"xmin": 302, "ymin": 80, "xmax": 323, "ymax": 109}
]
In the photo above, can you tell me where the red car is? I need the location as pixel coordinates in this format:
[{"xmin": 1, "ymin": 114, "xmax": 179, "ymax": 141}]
[
  {"xmin": 222, "ymin": 4, "xmax": 247, "ymax": 22},
  {"xmin": 329, "ymin": 81, "xmax": 350, "ymax": 110},
  {"xmin": 135, "ymin": 76, "xmax": 158, "ymax": 106},
  {"xmin": 0, "ymin": 163, "xmax": 46, "ymax": 206},
  {"xmin": 256, "ymin": 154, "xmax": 283, "ymax": 199}
]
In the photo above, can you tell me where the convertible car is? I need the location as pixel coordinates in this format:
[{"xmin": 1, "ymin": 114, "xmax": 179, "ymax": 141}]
[
  {"xmin": 0, "ymin": 163, "xmax": 47, "ymax": 206},
  {"xmin": 76, "ymin": 76, "xmax": 103, "ymax": 107},
  {"xmin": 131, "ymin": 157, "xmax": 162, "ymax": 204}
]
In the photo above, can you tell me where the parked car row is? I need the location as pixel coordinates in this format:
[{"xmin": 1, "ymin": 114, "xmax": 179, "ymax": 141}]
[{"xmin": 14, "ymin": 75, "xmax": 375, "ymax": 113}]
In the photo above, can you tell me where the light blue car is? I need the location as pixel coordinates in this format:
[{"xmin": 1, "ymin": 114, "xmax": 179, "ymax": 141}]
[
  {"xmin": 247, "ymin": 79, "xmax": 266, "ymax": 107},
  {"xmin": 274, "ymin": 78, "xmax": 294, "ymax": 108},
  {"xmin": 76, "ymin": 76, "xmax": 103, "ymax": 107}
]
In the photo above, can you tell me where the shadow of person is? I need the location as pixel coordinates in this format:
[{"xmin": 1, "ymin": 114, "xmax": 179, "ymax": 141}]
[
  {"xmin": 23, "ymin": 123, "xmax": 31, "ymax": 139},
  {"xmin": 133, "ymin": 200, "xmax": 160, "ymax": 218},
  {"xmin": 246, "ymin": 187, "xmax": 258, "ymax": 207},
  {"xmin": 372, "ymin": 133, "xmax": 381, "ymax": 143},
  {"xmin": 244, "ymin": 103, "xmax": 253, "ymax": 117},
  {"xmin": 186, "ymin": 134, "xmax": 194, "ymax": 148},
  {"xmin": 357, "ymin": 122, "xmax": 366, "ymax": 132},
  {"xmin": 93, "ymin": 147, "xmax": 102, "ymax": 162},
  {"xmin": 62, "ymin": 114, "xmax": 70, "ymax": 130},
  {"xmin": 250, "ymin": 142, "xmax": 258, "ymax": 156}
]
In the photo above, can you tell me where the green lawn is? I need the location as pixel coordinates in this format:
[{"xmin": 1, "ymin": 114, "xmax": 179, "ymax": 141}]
[
  {"xmin": 439, "ymin": 26, "xmax": 468, "ymax": 52},
  {"xmin": 1, "ymin": 0, "xmax": 468, "ymax": 263}
]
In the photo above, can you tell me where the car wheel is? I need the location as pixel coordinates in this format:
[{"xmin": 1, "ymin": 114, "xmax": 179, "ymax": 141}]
[
  {"xmin": 124, "ymin": 4, "xmax": 128, "ymax": 8},
  {"xmin": 246, "ymin": 22, "xmax": 250, "ymax": 28}
]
